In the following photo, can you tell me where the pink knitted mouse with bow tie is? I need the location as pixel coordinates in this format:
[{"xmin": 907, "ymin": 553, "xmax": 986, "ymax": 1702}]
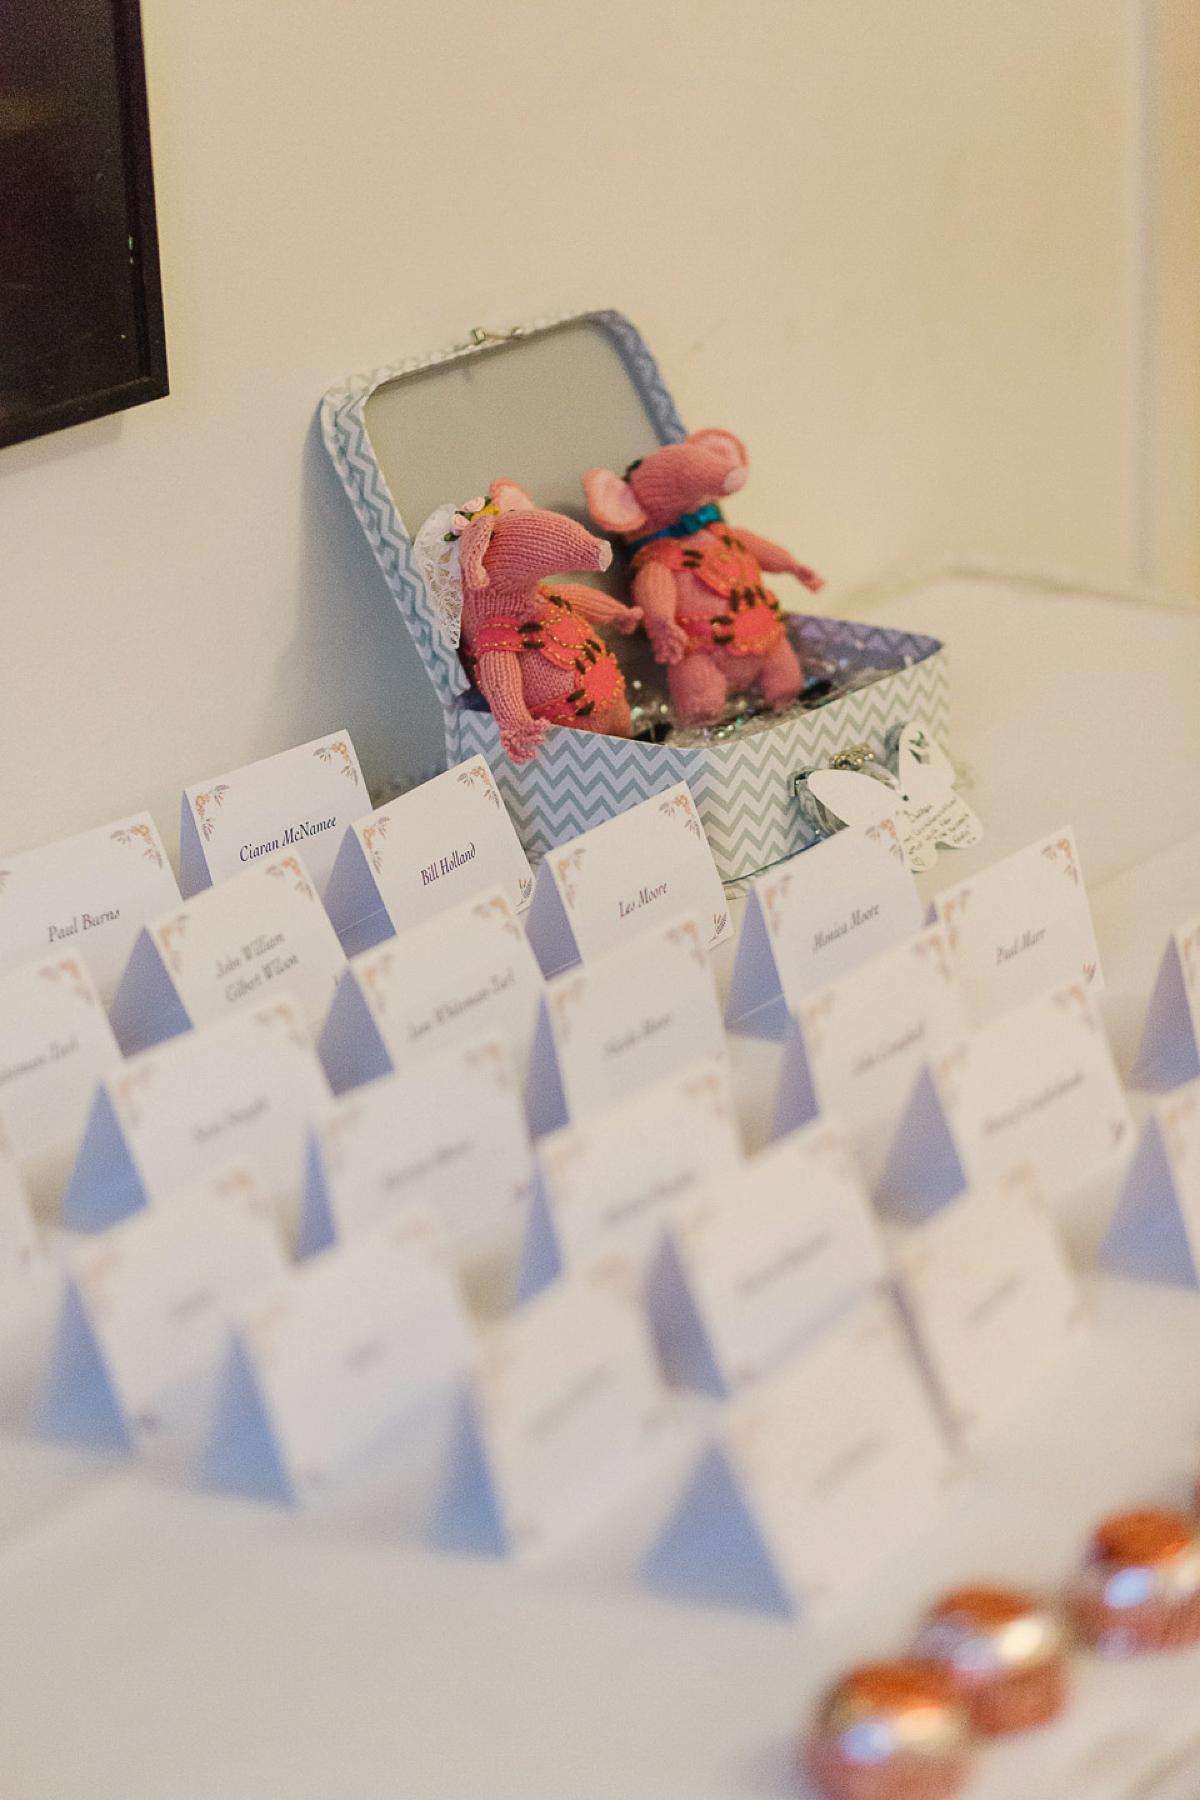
[
  {"xmin": 457, "ymin": 479, "xmax": 643, "ymax": 764},
  {"xmin": 584, "ymin": 430, "xmax": 822, "ymax": 728}
]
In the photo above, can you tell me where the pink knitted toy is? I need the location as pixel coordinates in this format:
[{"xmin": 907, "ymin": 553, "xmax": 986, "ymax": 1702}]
[
  {"xmin": 583, "ymin": 430, "xmax": 823, "ymax": 729},
  {"xmin": 457, "ymin": 479, "xmax": 643, "ymax": 765}
]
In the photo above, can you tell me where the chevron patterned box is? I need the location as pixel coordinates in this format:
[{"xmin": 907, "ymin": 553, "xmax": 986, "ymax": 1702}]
[{"xmin": 321, "ymin": 312, "xmax": 947, "ymax": 888}]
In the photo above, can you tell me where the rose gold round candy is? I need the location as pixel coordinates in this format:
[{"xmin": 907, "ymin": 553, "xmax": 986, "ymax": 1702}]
[
  {"xmin": 801, "ymin": 1659, "xmax": 975, "ymax": 1800},
  {"xmin": 914, "ymin": 1586, "xmax": 1070, "ymax": 1734},
  {"xmin": 1068, "ymin": 1509, "xmax": 1200, "ymax": 1655}
]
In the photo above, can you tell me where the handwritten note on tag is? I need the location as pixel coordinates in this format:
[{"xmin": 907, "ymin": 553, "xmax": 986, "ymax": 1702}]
[
  {"xmin": 318, "ymin": 887, "xmax": 545, "ymax": 1096},
  {"xmin": 180, "ymin": 730, "xmax": 369, "ymax": 899},
  {"xmin": 933, "ymin": 826, "xmax": 1103, "ymax": 1026},
  {"xmin": 524, "ymin": 782, "xmax": 731, "ymax": 976},
  {"xmin": 0, "ymin": 812, "xmax": 179, "ymax": 1003},
  {"xmin": 110, "ymin": 850, "xmax": 346, "ymax": 1054},
  {"xmin": 323, "ymin": 757, "xmax": 533, "ymax": 957},
  {"xmin": 725, "ymin": 820, "xmax": 924, "ymax": 1038}
]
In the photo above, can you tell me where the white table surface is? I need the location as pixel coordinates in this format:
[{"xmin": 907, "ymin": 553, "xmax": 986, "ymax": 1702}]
[{"xmin": 6, "ymin": 572, "xmax": 1200, "ymax": 1800}]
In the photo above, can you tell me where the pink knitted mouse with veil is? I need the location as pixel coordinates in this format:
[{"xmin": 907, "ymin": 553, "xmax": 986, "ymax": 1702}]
[{"xmin": 583, "ymin": 430, "xmax": 823, "ymax": 729}]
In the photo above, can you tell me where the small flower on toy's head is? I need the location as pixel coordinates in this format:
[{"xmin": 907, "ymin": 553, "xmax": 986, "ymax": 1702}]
[{"xmin": 445, "ymin": 498, "xmax": 496, "ymax": 541}]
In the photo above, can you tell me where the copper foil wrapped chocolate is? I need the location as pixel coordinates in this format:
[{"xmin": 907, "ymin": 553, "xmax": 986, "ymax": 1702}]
[
  {"xmin": 802, "ymin": 1659, "xmax": 975, "ymax": 1800},
  {"xmin": 1068, "ymin": 1509, "xmax": 1200, "ymax": 1655},
  {"xmin": 914, "ymin": 1586, "xmax": 1070, "ymax": 1734}
]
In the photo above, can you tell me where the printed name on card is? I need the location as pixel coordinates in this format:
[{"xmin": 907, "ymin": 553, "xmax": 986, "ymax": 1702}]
[
  {"xmin": 323, "ymin": 757, "xmax": 533, "ymax": 957},
  {"xmin": 725, "ymin": 819, "xmax": 924, "ymax": 1039},
  {"xmin": 302, "ymin": 1035, "xmax": 535, "ymax": 1282},
  {"xmin": 42, "ymin": 1164, "xmax": 288, "ymax": 1456},
  {"xmin": 0, "ymin": 812, "xmax": 180, "ymax": 1003},
  {"xmin": 648, "ymin": 1293, "xmax": 953, "ymax": 1617},
  {"xmin": 773, "ymin": 925, "xmax": 969, "ymax": 1189},
  {"xmin": 933, "ymin": 825, "xmax": 1103, "ymax": 1027},
  {"xmin": 1131, "ymin": 915, "xmax": 1200, "ymax": 1093},
  {"xmin": 518, "ymin": 1057, "xmax": 741, "ymax": 1297},
  {"xmin": 0, "ymin": 1111, "xmax": 50, "ymax": 1323},
  {"xmin": 204, "ymin": 1206, "xmax": 473, "ymax": 1504},
  {"xmin": 435, "ymin": 1271, "xmax": 673, "ymax": 1560},
  {"xmin": 524, "ymin": 782, "xmax": 732, "ymax": 977},
  {"xmin": 318, "ymin": 886, "xmax": 545, "ymax": 1097},
  {"xmin": 1102, "ymin": 1079, "xmax": 1200, "ymax": 1287},
  {"xmin": 878, "ymin": 982, "xmax": 1132, "ymax": 1220},
  {"xmin": 109, "ymin": 850, "xmax": 346, "ymax": 1055},
  {"xmin": 648, "ymin": 1120, "xmax": 887, "ymax": 1397},
  {"xmin": 179, "ymin": 730, "xmax": 369, "ymax": 900},
  {"xmin": 525, "ymin": 912, "xmax": 728, "ymax": 1138},
  {"xmin": 0, "ymin": 955, "xmax": 121, "ymax": 1211},
  {"xmin": 892, "ymin": 1166, "xmax": 1084, "ymax": 1442},
  {"xmin": 62, "ymin": 995, "xmax": 329, "ymax": 1242}
]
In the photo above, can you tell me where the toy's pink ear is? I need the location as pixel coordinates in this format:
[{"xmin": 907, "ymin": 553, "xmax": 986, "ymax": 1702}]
[
  {"xmin": 489, "ymin": 478, "xmax": 536, "ymax": 513},
  {"xmin": 458, "ymin": 513, "xmax": 497, "ymax": 589},
  {"xmin": 687, "ymin": 428, "xmax": 748, "ymax": 470},
  {"xmin": 583, "ymin": 467, "xmax": 648, "ymax": 535}
]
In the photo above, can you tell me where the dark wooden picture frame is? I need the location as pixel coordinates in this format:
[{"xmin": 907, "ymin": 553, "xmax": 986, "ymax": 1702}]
[{"xmin": 0, "ymin": 0, "xmax": 168, "ymax": 450}]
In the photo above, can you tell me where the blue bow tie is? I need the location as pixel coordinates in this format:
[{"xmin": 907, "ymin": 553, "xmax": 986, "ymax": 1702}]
[{"xmin": 625, "ymin": 502, "xmax": 724, "ymax": 558}]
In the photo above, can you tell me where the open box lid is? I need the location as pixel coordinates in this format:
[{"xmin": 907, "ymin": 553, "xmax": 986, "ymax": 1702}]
[{"xmin": 321, "ymin": 310, "xmax": 687, "ymax": 716}]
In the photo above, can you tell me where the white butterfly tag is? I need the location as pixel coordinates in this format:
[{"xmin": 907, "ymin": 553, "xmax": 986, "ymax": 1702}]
[{"xmin": 806, "ymin": 723, "xmax": 982, "ymax": 873}]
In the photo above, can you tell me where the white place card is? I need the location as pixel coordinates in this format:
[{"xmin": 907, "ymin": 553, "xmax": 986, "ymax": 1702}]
[
  {"xmin": 435, "ymin": 1272, "xmax": 672, "ymax": 1559},
  {"xmin": 41, "ymin": 1166, "xmax": 288, "ymax": 1455},
  {"xmin": 518, "ymin": 1057, "xmax": 741, "ymax": 1297},
  {"xmin": 0, "ymin": 1113, "xmax": 51, "ymax": 1323},
  {"xmin": 1102, "ymin": 1080, "xmax": 1200, "ymax": 1286},
  {"xmin": 878, "ymin": 982, "xmax": 1132, "ymax": 1220},
  {"xmin": 648, "ymin": 1121, "xmax": 887, "ymax": 1397},
  {"xmin": 1131, "ymin": 916, "xmax": 1200, "ymax": 1093},
  {"xmin": 933, "ymin": 826, "xmax": 1103, "ymax": 1026},
  {"xmin": 0, "ymin": 955, "xmax": 121, "ymax": 1209},
  {"xmin": 772, "ymin": 925, "xmax": 969, "ymax": 1188},
  {"xmin": 525, "ymin": 913, "xmax": 728, "ymax": 1138},
  {"xmin": 0, "ymin": 812, "xmax": 180, "ymax": 1003},
  {"xmin": 109, "ymin": 850, "xmax": 346, "ymax": 1055},
  {"xmin": 524, "ymin": 782, "xmax": 732, "ymax": 977},
  {"xmin": 892, "ymin": 1166, "xmax": 1084, "ymax": 1442},
  {"xmin": 301, "ymin": 1035, "xmax": 535, "ymax": 1274},
  {"xmin": 62, "ymin": 995, "xmax": 329, "ymax": 1241},
  {"xmin": 179, "ymin": 729, "xmax": 369, "ymax": 899},
  {"xmin": 648, "ymin": 1294, "xmax": 953, "ymax": 1616},
  {"xmin": 204, "ymin": 1207, "xmax": 473, "ymax": 1504},
  {"xmin": 323, "ymin": 756, "xmax": 534, "ymax": 957},
  {"xmin": 318, "ymin": 886, "xmax": 545, "ymax": 1096},
  {"xmin": 725, "ymin": 820, "xmax": 924, "ymax": 1039}
]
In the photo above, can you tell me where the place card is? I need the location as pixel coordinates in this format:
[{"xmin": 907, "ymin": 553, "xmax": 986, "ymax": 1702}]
[
  {"xmin": 932, "ymin": 826, "xmax": 1103, "ymax": 1026},
  {"xmin": 1131, "ymin": 916, "xmax": 1200, "ymax": 1092},
  {"xmin": 525, "ymin": 913, "xmax": 728, "ymax": 1138},
  {"xmin": 1102, "ymin": 1080, "xmax": 1200, "ymax": 1286},
  {"xmin": 518, "ymin": 1057, "xmax": 741, "ymax": 1297},
  {"xmin": 0, "ymin": 1113, "xmax": 51, "ymax": 1324},
  {"xmin": 318, "ymin": 887, "xmax": 545, "ymax": 1096},
  {"xmin": 0, "ymin": 955, "xmax": 122, "ymax": 1209},
  {"xmin": 323, "ymin": 756, "xmax": 533, "ymax": 957},
  {"xmin": 109, "ymin": 850, "xmax": 346, "ymax": 1055},
  {"xmin": 179, "ymin": 729, "xmax": 369, "ymax": 899},
  {"xmin": 648, "ymin": 1120, "xmax": 887, "ymax": 1397},
  {"xmin": 204, "ymin": 1206, "xmax": 474, "ymax": 1503},
  {"xmin": 647, "ymin": 1294, "xmax": 953, "ymax": 1616},
  {"xmin": 892, "ymin": 1166, "xmax": 1084, "ymax": 1442},
  {"xmin": 434, "ymin": 1271, "xmax": 673, "ymax": 1559},
  {"xmin": 524, "ymin": 782, "xmax": 732, "ymax": 977},
  {"xmin": 772, "ymin": 925, "xmax": 969, "ymax": 1188},
  {"xmin": 725, "ymin": 820, "xmax": 924, "ymax": 1039},
  {"xmin": 62, "ymin": 995, "xmax": 329, "ymax": 1241},
  {"xmin": 301, "ymin": 1035, "xmax": 535, "ymax": 1274},
  {"xmin": 41, "ymin": 1165, "xmax": 288, "ymax": 1454},
  {"xmin": 0, "ymin": 812, "xmax": 179, "ymax": 1003},
  {"xmin": 878, "ymin": 982, "xmax": 1132, "ymax": 1220}
]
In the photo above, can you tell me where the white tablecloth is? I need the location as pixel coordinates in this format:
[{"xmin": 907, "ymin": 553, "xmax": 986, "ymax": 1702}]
[{"xmin": 6, "ymin": 573, "xmax": 1200, "ymax": 1800}]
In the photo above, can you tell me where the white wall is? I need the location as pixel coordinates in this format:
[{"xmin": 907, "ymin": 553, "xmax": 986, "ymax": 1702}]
[{"xmin": 1, "ymin": 0, "xmax": 1149, "ymax": 857}]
